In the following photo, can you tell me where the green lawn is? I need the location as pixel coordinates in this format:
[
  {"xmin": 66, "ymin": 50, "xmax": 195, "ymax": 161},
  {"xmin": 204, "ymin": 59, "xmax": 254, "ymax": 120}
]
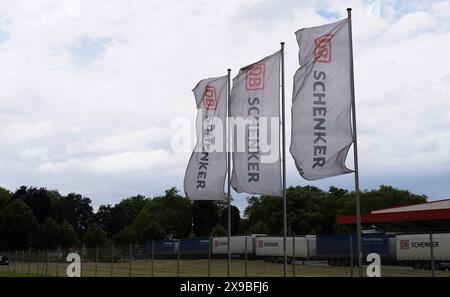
[{"xmin": 1, "ymin": 260, "xmax": 449, "ymax": 277}]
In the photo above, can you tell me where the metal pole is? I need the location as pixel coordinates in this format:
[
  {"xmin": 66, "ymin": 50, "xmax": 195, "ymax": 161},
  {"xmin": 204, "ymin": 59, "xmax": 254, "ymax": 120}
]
[
  {"xmin": 151, "ymin": 241, "xmax": 155, "ymax": 277},
  {"xmin": 191, "ymin": 216, "xmax": 194, "ymax": 239},
  {"xmin": 280, "ymin": 41, "xmax": 287, "ymax": 277},
  {"xmin": 347, "ymin": 8, "xmax": 363, "ymax": 277},
  {"xmin": 80, "ymin": 247, "xmax": 83, "ymax": 278},
  {"xmin": 293, "ymin": 236, "xmax": 296, "ymax": 277},
  {"xmin": 21, "ymin": 250, "xmax": 24, "ymax": 273},
  {"xmin": 227, "ymin": 68, "xmax": 232, "ymax": 278},
  {"xmin": 245, "ymin": 237, "xmax": 248, "ymax": 277},
  {"xmin": 56, "ymin": 254, "xmax": 59, "ymax": 277},
  {"xmin": 350, "ymin": 235, "xmax": 354, "ymax": 277},
  {"xmin": 28, "ymin": 248, "xmax": 31, "ymax": 274},
  {"xmin": 129, "ymin": 242, "xmax": 132, "ymax": 277},
  {"xmin": 37, "ymin": 250, "xmax": 40, "ymax": 275},
  {"xmin": 430, "ymin": 232, "xmax": 435, "ymax": 277},
  {"xmin": 95, "ymin": 245, "xmax": 99, "ymax": 277},
  {"xmin": 111, "ymin": 244, "xmax": 114, "ymax": 277},
  {"xmin": 45, "ymin": 249, "xmax": 48, "ymax": 277},
  {"xmin": 15, "ymin": 250, "xmax": 18, "ymax": 273},
  {"xmin": 177, "ymin": 240, "xmax": 180, "ymax": 277},
  {"xmin": 208, "ymin": 237, "xmax": 211, "ymax": 277}
]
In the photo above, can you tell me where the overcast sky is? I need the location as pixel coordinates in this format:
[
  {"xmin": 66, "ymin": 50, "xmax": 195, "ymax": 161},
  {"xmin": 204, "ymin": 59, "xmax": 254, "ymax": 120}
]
[{"xmin": 0, "ymin": 0, "xmax": 449, "ymax": 212}]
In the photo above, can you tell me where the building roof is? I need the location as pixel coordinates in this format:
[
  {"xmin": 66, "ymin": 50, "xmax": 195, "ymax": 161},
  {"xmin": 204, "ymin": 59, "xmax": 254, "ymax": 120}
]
[{"xmin": 336, "ymin": 199, "xmax": 450, "ymax": 232}]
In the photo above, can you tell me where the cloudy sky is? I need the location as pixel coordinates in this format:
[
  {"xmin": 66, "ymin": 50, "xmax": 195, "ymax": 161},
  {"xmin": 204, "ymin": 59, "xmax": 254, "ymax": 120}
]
[{"xmin": 0, "ymin": 0, "xmax": 449, "ymax": 212}]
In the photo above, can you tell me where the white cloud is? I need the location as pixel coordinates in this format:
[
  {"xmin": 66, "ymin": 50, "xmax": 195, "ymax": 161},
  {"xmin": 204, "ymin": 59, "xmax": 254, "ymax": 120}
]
[
  {"xmin": 38, "ymin": 149, "xmax": 186, "ymax": 174},
  {"xmin": 20, "ymin": 146, "xmax": 50, "ymax": 159},
  {"xmin": 0, "ymin": 0, "xmax": 449, "ymax": 208}
]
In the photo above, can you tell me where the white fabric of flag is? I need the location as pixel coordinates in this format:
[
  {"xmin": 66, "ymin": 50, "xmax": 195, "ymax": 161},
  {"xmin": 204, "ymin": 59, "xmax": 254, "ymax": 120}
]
[
  {"xmin": 290, "ymin": 19, "xmax": 354, "ymax": 181},
  {"xmin": 184, "ymin": 76, "xmax": 228, "ymax": 200},
  {"xmin": 230, "ymin": 51, "xmax": 282, "ymax": 196}
]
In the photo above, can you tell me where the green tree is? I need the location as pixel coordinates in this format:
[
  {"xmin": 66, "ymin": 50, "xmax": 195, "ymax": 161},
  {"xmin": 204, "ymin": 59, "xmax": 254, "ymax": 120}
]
[
  {"xmin": 140, "ymin": 221, "xmax": 167, "ymax": 241},
  {"xmin": 95, "ymin": 195, "xmax": 148, "ymax": 237},
  {"xmin": 83, "ymin": 223, "xmax": 108, "ymax": 247},
  {"xmin": 250, "ymin": 220, "xmax": 269, "ymax": 234},
  {"xmin": 112, "ymin": 226, "xmax": 137, "ymax": 245},
  {"xmin": 0, "ymin": 200, "xmax": 39, "ymax": 249},
  {"xmin": 219, "ymin": 205, "xmax": 240, "ymax": 235},
  {"xmin": 12, "ymin": 186, "xmax": 59, "ymax": 224},
  {"xmin": 55, "ymin": 193, "xmax": 94, "ymax": 236},
  {"xmin": 133, "ymin": 188, "xmax": 192, "ymax": 239},
  {"xmin": 59, "ymin": 220, "xmax": 79, "ymax": 248},
  {"xmin": 211, "ymin": 224, "xmax": 226, "ymax": 236},
  {"xmin": 0, "ymin": 187, "xmax": 11, "ymax": 211},
  {"xmin": 244, "ymin": 195, "xmax": 283, "ymax": 235},
  {"xmin": 192, "ymin": 201, "xmax": 219, "ymax": 237},
  {"xmin": 36, "ymin": 217, "xmax": 61, "ymax": 249}
]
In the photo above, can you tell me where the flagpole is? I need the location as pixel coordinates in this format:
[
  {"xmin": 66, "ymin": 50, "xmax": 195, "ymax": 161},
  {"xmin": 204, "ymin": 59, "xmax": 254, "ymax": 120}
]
[
  {"xmin": 347, "ymin": 8, "xmax": 363, "ymax": 277},
  {"xmin": 227, "ymin": 68, "xmax": 232, "ymax": 278},
  {"xmin": 280, "ymin": 42, "xmax": 287, "ymax": 277}
]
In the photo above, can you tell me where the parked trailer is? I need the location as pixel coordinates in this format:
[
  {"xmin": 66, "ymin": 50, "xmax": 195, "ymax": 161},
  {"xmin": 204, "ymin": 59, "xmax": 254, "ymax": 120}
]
[
  {"xmin": 396, "ymin": 233, "xmax": 450, "ymax": 270},
  {"xmin": 316, "ymin": 234, "xmax": 395, "ymax": 266},
  {"xmin": 255, "ymin": 237, "xmax": 312, "ymax": 259},
  {"xmin": 212, "ymin": 236, "xmax": 255, "ymax": 255},
  {"xmin": 179, "ymin": 238, "xmax": 210, "ymax": 258},
  {"xmin": 144, "ymin": 240, "xmax": 178, "ymax": 258}
]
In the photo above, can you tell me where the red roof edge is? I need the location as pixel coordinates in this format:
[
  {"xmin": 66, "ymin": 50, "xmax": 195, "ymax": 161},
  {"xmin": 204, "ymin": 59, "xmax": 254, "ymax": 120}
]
[
  {"xmin": 371, "ymin": 198, "xmax": 450, "ymax": 213},
  {"xmin": 337, "ymin": 208, "xmax": 450, "ymax": 225}
]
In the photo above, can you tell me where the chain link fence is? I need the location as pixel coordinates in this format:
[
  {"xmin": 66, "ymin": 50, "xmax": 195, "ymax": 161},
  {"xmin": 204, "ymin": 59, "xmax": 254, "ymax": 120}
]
[{"xmin": 1, "ymin": 233, "xmax": 450, "ymax": 277}]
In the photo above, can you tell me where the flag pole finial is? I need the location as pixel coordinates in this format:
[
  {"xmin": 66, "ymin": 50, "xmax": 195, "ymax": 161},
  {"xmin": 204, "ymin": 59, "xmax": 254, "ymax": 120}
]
[{"xmin": 347, "ymin": 8, "xmax": 352, "ymax": 12}]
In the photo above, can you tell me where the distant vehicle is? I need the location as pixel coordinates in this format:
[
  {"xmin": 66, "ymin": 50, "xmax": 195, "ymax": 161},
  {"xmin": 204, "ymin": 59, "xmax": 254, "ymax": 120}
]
[{"xmin": 0, "ymin": 255, "xmax": 9, "ymax": 266}]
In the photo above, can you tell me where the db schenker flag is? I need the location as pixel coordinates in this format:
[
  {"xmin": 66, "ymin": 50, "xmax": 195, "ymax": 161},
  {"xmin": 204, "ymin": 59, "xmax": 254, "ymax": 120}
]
[
  {"xmin": 290, "ymin": 19, "xmax": 353, "ymax": 181},
  {"xmin": 184, "ymin": 76, "xmax": 228, "ymax": 201},
  {"xmin": 230, "ymin": 51, "xmax": 282, "ymax": 196}
]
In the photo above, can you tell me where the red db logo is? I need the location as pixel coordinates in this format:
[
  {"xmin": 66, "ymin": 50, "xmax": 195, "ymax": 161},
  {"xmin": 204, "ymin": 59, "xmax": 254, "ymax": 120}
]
[
  {"xmin": 314, "ymin": 34, "xmax": 333, "ymax": 63},
  {"xmin": 400, "ymin": 240, "xmax": 410, "ymax": 250},
  {"xmin": 246, "ymin": 64, "xmax": 265, "ymax": 90},
  {"xmin": 202, "ymin": 86, "xmax": 217, "ymax": 111}
]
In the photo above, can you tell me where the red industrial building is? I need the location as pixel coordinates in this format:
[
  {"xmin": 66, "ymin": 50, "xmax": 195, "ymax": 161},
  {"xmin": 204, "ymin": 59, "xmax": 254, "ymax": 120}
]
[{"xmin": 337, "ymin": 199, "xmax": 450, "ymax": 232}]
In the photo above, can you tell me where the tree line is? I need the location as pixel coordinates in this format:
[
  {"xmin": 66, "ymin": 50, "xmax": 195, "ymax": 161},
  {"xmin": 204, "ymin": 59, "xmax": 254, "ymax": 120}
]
[{"xmin": 0, "ymin": 185, "xmax": 427, "ymax": 249}]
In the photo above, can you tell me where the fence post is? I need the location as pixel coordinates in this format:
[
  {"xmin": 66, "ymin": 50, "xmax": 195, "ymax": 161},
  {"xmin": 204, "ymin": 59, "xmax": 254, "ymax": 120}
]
[
  {"xmin": 37, "ymin": 249, "xmax": 40, "ymax": 275},
  {"xmin": 15, "ymin": 250, "xmax": 18, "ymax": 273},
  {"xmin": 208, "ymin": 238, "xmax": 211, "ymax": 277},
  {"xmin": 28, "ymin": 248, "xmax": 31, "ymax": 274},
  {"xmin": 430, "ymin": 232, "xmax": 435, "ymax": 277},
  {"xmin": 245, "ymin": 237, "xmax": 248, "ymax": 277},
  {"xmin": 111, "ymin": 244, "xmax": 114, "ymax": 277},
  {"xmin": 95, "ymin": 245, "xmax": 99, "ymax": 277},
  {"xmin": 129, "ymin": 242, "xmax": 132, "ymax": 277},
  {"xmin": 177, "ymin": 240, "xmax": 181, "ymax": 277},
  {"xmin": 45, "ymin": 249, "xmax": 48, "ymax": 277},
  {"xmin": 151, "ymin": 241, "xmax": 155, "ymax": 277},
  {"xmin": 21, "ymin": 250, "xmax": 24, "ymax": 273},
  {"xmin": 293, "ymin": 236, "xmax": 296, "ymax": 277},
  {"xmin": 80, "ymin": 247, "xmax": 83, "ymax": 278},
  {"xmin": 350, "ymin": 235, "xmax": 354, "ymax": 277},
  {"xmin": 56, "ymin": 249, "xmax": 59, "ymax": 277},
  {"xmin": 7, "ymin": 250, "xmax": 10, "ymax": 272}
]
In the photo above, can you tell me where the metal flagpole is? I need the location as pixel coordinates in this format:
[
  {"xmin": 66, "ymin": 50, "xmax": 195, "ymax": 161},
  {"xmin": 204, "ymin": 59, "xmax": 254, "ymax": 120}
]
[
  {"xmin": 280, "ymin": 42, "xmax": 287, "ymax": 277},
  {"xmin": 347, "ymin": 8, "xmax": 363, "ymax": 277},
  {"xmin": 227, "ymin": 68, "xmax": 232, "ymax": 278}
]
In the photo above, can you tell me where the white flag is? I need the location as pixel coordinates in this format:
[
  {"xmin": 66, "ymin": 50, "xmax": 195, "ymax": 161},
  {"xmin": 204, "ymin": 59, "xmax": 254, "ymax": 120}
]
[
  {"xmin": 184, "ymin": 76, "xmax": 228, "ymax": 200},
  {"xmin": 290, "ymin": 18, "xmax": 353, "ymax": 181},
  {"xmin": 230, "ymin": 51, "xmax": 282, "ymax": 196}
]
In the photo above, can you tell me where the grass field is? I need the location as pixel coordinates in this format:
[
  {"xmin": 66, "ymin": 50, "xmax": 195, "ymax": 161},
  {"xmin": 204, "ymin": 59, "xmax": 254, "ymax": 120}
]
[{"xmin": 1, "ymin": 260, "xmax": 450, "ymax": 277}]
